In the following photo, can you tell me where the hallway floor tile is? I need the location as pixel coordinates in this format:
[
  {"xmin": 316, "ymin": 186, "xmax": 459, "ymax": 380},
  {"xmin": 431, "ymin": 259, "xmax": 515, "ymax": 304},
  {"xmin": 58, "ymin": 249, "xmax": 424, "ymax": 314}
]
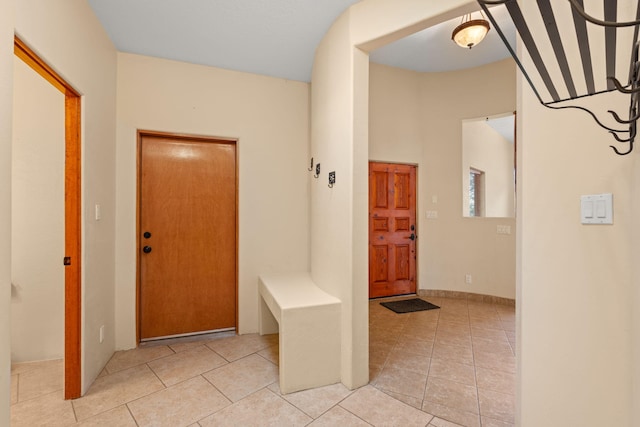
[{"xmin": 10, "ymin": 296, "xmax": 515, "ymax": 426}]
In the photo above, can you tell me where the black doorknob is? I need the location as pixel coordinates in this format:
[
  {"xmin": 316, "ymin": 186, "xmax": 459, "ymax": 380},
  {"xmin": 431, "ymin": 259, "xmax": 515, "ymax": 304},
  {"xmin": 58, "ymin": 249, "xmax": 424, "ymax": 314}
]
[
  {"xmin": 143, "ymin": 246, "xmax": 152, "ymax": 254},
  {"xmin": 143, "ymin": 231, "xmax": 152, "ymax": 239},
  {"xmin": 409, "ymin": 233, "xmax": 416, "ymax": 241}
]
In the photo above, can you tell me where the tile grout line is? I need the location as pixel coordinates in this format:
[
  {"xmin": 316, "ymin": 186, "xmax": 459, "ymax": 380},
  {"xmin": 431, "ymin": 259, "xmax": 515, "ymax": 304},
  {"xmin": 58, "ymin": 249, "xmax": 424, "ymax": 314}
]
[
  {"xmin": 262, "ymin": 386, "xmax": 320, "ymax": 424},
  {"xmin": 334, "ymin": 390, "xmax": 375, "ymax": 427},
  {"xmin": 420, "ymin": 307, "xmax": 439, "ymax": 413},
  {"xmin": 194, "ymin": 373, "xmax": 235, "ymax": 424},
  {"xmin": 199, "ymin": 369, "xmax": 236, "ymax": 405},
  {"xmin": 424, "ymin": 299, "xmax": 478, "ymax": 426},
  {"xmin": 103, "ymin": 347, "xmax": 119, "ymax": 375},
  {"xmin": 467, "ymin": 299, "xmax": 483, "ymax": 427},
  {"xmin": 125, "ymin": 403, "xmax": 141, "ymax": 427},
  {"xmin": 472, "ymin": 302, "xmax": 505, "ymax": 426},
  {"xmin": 499, "ymin": 309, "xmax": 517, "ymax": 358},
  {"xmin": 370, "ymin": 313, "xmax": 399, "ymax": 387},
  {"xmin": 70, "ymin": 390, "xmax": 79, "ymax": 424},
  {"xmin": 145, "ymin": 360, "xmax": 170, "ymax": 389},
  {"xmin": 105, "ymin": 344, "xmax": 178, "ymax": 375}
]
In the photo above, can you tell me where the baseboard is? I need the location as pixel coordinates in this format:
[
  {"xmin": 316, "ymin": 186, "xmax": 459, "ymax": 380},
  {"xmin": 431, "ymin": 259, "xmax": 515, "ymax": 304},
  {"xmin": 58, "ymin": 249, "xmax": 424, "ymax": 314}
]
[{"xmin": 418, "ymin": 289, "xmax": 515, "ymax": 307}]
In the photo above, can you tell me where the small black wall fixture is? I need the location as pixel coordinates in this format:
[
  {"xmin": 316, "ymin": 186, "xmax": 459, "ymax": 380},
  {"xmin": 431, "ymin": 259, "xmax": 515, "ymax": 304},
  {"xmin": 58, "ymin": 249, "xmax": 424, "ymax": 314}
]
[
  {"xmin": 314, "ymin": 163, "xmax": 321, "ymax": 178},
  {"xmin": 308, "ymin": 157, "xmax": 314, "ymax": 171},
  {"xmin": 479, "ymin": 0, "xmax": 640, "ymax": 155},
  {"xmin": 328, "ymin": 171, "xmax": 336, "ymax": 188}
]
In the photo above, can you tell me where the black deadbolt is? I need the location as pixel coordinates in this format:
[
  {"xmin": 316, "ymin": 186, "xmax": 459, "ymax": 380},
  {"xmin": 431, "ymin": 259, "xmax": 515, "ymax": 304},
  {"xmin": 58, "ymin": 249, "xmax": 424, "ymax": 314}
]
[
  {"xmin": 143, "ymin": 231, "xmax": 152, "ymax": 239},
  {"xmin": 143, "ymin": 246, "xmax": 152, "ymax": 254}
]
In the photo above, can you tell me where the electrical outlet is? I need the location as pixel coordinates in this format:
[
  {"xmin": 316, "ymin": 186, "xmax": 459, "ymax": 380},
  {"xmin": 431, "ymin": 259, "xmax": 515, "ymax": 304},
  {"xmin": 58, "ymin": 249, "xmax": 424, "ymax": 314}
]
[
  {"xmin": 99, "ymin": 325, "xmax": 104, "ymax": 343},
  {"xmin": 465, "ymin": 274, "xmax": 472, "ymax": 284},
  {"xmin": 497, "ymin": 225, "xmax": 512, "ymax": 234}
]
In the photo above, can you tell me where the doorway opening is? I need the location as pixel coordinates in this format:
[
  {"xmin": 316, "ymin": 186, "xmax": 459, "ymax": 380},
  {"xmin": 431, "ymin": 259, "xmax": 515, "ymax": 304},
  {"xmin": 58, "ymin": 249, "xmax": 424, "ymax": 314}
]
[{"xmin": 13, "ymin": 36, "xmax": 82, "ymax": 400}]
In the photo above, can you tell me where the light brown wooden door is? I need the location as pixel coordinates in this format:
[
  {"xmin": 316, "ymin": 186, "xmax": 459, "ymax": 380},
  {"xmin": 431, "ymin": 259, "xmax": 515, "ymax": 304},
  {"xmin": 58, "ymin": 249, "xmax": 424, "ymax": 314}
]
[
  {"xmin": 369, "ymin": 162, "xmax": 417, "ymax": 298},
  {"xmin": 139, "ymin": 133, "xmax": 237, "ymax": 340}
]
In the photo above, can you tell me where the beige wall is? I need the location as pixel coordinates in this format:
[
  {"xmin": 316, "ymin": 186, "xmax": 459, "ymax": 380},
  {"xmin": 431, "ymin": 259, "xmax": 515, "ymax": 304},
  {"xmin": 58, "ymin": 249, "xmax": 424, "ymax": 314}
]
[
  {"xmin": 318, "ymin": 0, "xmax": 639, "ymax": 423},
  {"xmin": 312, "ymin": 0, "xmax": 473, "ymax": 391},
  {"xmin": 311, "ymin": 9, "xmax": 366, "ymax": 389},
  {"xmin": 369, "ymin": 60, "xmax": 516, "ymax": 299},
  {"xmin": 115, "ymin": 53, "xmax": 311, "ymax": 348},
  {"xmin": 518, "ymin": 81, "xmax": 635, "ymax": 425},
  {"xmin": 11, "ymin": 0, "xmax": 118, "ymax": 393},
  {"xmin": 515, "ymin": 1, "xmax": 636, "ymax": 423},
  {"xmin": 11, "ymin": 58, "xmax": 65, "ymax": 362},
  {"xmin": 0, "ymin": 1, "xmax": 15, "ymax": 423}
]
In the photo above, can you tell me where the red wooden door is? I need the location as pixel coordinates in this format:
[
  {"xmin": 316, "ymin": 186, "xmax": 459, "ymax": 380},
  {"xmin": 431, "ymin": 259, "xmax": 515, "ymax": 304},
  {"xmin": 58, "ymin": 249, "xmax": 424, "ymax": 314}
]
[
  {"xmin": 139, "ymin": 133, "xmax": 237, "ymax": 340},
  {"xmin": 369, "ymin": 162, "xmax": 417, "ymax": 298}
]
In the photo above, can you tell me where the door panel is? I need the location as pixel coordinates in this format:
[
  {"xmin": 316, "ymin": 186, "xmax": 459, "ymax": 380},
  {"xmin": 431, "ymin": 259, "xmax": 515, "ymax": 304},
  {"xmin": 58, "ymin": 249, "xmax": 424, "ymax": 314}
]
[
  {"xmin": 369, "ymin": 162, "xmax": 417, "ymax": 298},
  {"xmin": 139, "ymin": 134, "xmax": 237, "ymax": 340},
  {"xmin": 371, "ymin": 244, "xmax": 389, "ymax": 283},
  {"xmin": 395, "ymin": 245, "xmax": 410, "ymax": 279},
  {"xmin": 394, "ymin": 172, "xmax": 410, "ymax": 209}
]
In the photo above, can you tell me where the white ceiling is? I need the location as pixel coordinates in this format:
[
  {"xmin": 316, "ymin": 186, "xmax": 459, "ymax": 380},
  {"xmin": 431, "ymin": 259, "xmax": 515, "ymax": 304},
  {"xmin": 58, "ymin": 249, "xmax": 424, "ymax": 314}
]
[
  {"xmin": 485, "ymin": 114, "xmax": 516, "ymax": 144},
  {"xmin": 370, "ymin": 6, "xmax": 516, "ymax": 73},
  {"xmin": 86, "ymin": 0, "xmax": 516, "ymax": 82}
]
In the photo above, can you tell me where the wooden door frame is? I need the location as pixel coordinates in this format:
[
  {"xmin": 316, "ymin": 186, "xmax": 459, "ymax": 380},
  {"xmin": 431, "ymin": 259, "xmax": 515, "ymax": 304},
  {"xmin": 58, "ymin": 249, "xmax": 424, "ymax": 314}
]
[
  {"xmin": 14, "ymin": 36, "xmax": 82, "ymax": 399},
  {"xmin": 368, "ymin": 160, "xmax": 419, "ymax": 298},
  {"xmin": 136, "ymin": 130, "xmax": 239, "ymax": 343}
]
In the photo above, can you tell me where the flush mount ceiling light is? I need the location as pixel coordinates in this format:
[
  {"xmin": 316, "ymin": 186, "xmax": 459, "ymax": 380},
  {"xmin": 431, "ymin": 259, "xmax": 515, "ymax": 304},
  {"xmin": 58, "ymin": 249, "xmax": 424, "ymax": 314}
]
[{"xmin": 452, "ymin": 12, "xmax": 491, "ymax": 49}]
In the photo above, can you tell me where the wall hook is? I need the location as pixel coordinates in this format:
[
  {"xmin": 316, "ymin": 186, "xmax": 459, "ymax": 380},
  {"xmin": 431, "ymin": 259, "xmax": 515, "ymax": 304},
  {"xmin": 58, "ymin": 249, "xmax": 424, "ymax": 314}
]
[
  {"xmin": 479, "ymin": 0, "xmax": 640, "ymax": 155},
  {"xmin": 314, "ymin": 163, "xmax": 320, "ymax": 178},
  {"xmin": 308, "ymin": 157, "xmax": 314, "ymax": 171},
  {"xmin": 328, "ymin": 171, "xmax": 336, "ymax": 188}
]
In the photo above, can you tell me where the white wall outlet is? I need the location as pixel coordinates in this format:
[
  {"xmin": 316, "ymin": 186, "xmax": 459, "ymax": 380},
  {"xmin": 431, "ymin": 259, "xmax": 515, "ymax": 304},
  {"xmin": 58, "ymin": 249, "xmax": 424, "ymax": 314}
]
[
  {"xmin": 465, "ymin": 274, "xmax": 472, "ymax": 284},
  {"xmin": 95, "ymin": 204, "xmax": 101, "ymax": 221},
  {"xmin": 497, "ymin": 225, "xmax": 511, "ymax": 234},
  {"xmin": 432, "ymin": 195, "xmax": 438, "ymax": 204},
  {"xmin": 99, "ymin": 325, "xmax": 104, "ymax": 343},
  {"xmin": 426, "ymin": 210, "xmax": 438, "ymax": 219}
]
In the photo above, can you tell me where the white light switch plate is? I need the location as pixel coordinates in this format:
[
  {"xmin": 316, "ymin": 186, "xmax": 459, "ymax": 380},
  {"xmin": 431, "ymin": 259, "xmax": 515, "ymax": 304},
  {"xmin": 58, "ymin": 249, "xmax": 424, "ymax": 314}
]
[{"xmin": 581, "ymin": 194, "xmax": 613, "ymax": 224}]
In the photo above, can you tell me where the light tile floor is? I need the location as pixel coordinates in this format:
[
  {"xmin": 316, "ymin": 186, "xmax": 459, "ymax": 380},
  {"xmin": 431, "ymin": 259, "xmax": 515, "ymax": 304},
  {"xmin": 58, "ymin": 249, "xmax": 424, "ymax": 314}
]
[{"xmin": 10, "ymin": 296, "xmax": 515, "ymax": 427}]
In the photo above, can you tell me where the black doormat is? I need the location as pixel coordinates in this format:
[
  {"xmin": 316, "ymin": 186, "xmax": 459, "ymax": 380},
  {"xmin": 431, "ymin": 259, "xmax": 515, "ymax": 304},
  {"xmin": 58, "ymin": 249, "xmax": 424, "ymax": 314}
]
[{"xmin": 380, "ymin": 298, "xmax": 440, "ymax": 314}]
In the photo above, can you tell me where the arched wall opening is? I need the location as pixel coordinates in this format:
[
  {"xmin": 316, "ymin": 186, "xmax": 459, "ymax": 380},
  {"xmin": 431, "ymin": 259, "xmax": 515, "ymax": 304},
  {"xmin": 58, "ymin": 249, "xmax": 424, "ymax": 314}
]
[{"xmin": 310, "ymin": 1, "xmax": 638, "ymax": 425}]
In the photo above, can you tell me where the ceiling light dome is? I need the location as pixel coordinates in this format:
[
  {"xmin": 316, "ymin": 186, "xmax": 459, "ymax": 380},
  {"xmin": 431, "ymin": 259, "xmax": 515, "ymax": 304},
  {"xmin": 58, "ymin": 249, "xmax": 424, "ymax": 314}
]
[{"xmin": 452, "ymin": 13, "xmax": 490, "ymax": 49}]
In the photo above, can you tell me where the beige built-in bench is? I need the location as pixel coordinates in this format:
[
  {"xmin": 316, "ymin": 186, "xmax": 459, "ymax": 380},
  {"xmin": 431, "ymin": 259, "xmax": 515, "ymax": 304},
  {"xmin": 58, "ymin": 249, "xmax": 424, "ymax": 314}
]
[{"xmin": 258, "ymin": 273, "xmax": 341, "ymax": 394}]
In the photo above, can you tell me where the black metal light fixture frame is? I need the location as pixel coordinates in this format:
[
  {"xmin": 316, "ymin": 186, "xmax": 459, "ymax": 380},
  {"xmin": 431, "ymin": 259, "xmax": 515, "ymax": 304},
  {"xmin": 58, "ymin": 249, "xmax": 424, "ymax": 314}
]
[{"xmin": 478, "ymin": 0, "xmax": 640, "ymax": 155}]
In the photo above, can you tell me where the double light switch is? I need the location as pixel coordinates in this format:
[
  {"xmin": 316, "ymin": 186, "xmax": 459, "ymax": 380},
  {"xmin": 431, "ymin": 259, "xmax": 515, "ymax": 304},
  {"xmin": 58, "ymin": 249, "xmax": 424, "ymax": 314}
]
[{"xmin": 580, "ymin": 193, "xmax": 613, "ymax": 224}]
